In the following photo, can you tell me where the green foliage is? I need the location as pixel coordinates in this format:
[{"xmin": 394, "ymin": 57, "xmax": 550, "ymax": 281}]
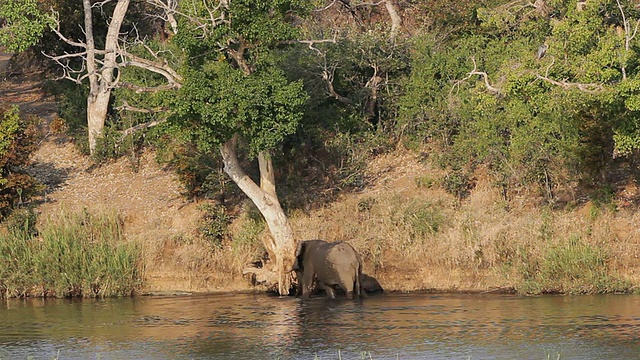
[
  {"xmin": 44, "ymin": 81, "xmax": 90, "ymax": 152},
  {"xmin": 4, "ymin": 206, "xmax": 37, "ymax": 238},
  {"xmin": 404, "ymin": 201, "xmax": 446, "ymax": 237},
  {"xmin": 0, "ymin": 106, "xmax": 42, "ymax": 218},
  {"xmin": 0, "ymin": 0, "xmax": 53, "ymax": 52},
  {"xmin": 163, "ymin": 2, "xmax": 312, "ymax": 156},
  {"xmin": 0, "ymin": 210, "xmax": 142, "ymax": 298},
  {"xmin": 173, "ymin": 0, "xmax": 310, "ymax": 61},
  {"xmin": 198, "ymin": 203, "xmax": 232, "ymax": 247},
  {"xmin": 415, "ymin": 175, "xmax": 436, "ymax": 189},
  {"xmin": 400, "ymin": 0, "xmax": 640, "ymax": 199},
  {"xmin": 441, "ymin": 170, "xmax": 473, "ymax": 200},
  {"xmin": 173, "ymin": 60, "xmax": 307, "ymax": 156},
  {"xmin": 230, "ymin": 214, "xmax": 266, "ymax": 259}
]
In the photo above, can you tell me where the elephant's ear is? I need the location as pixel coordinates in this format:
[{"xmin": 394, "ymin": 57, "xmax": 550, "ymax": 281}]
[{"xmin": 292, "ymin": 241, "xmax": 305, "ymax": 271}]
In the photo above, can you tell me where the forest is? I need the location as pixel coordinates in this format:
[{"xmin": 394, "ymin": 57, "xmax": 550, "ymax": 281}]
[{"xmin": 1, "ymin": 0, "xmax": 640, "ymax": 297}]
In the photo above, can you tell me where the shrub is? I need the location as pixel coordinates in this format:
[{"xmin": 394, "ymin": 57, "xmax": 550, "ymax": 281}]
[
  {"xmin": 0, "ymin": 105, "xmax": 42, "ymax": 219},
  {"xmin": 199, "ymin": 203, "xmax": 232, "ymax": 247}
]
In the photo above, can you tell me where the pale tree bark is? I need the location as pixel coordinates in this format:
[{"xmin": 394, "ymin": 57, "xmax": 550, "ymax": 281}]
[
  {"xmin": 84, "ymin": 0, "xmax": 130, "ymax": 154},
  {"xmin": 384, "ymin": 0, "xmax": 401, "ymax": 42},
  {"xmin": 220, "ymin": 135, "xmax": 296, "ymax": 295}
]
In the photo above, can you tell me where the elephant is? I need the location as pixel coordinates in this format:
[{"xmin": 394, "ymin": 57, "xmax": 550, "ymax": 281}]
[{"xmin": 292, "ymin": 239, "xmax": 363, "ymax": 299}]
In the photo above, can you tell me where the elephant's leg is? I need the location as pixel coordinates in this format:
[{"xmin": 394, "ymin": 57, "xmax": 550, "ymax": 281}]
[
  {"xmin": 324, "ymin": 285, "xmax": 337, "ymax": 299},
  {"xmin": 295, "ymin": 271, "xmax": 303, "ymax": 297},
  {"xmin": 346, "ymin": 285, "xmax": 355, "ymax": 300},
  {"xmin": 301, "ymin": 269, "xmax": 315, "ymax": 299}
]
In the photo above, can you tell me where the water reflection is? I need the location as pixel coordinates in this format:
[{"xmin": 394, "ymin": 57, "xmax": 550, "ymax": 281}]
[{"xmin": 1, "ymin": 293, "xmax": 640, "ymax": 359}]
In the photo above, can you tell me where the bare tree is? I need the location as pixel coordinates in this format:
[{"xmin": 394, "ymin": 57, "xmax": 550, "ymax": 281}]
[{"xmin": 46, "ymin": 0, "xmax": 181, "ymax": 154}]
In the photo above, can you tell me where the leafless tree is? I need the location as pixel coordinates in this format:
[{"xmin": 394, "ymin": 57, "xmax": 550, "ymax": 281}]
[{"xmin": 45, "ymin": 0, "xmax": 181, "ymax": 154}]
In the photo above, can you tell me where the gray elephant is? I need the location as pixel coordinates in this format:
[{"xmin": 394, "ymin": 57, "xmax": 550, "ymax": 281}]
[{"xmin": 292, "ymin": 239, "xmax": 363, "ymax": 299}]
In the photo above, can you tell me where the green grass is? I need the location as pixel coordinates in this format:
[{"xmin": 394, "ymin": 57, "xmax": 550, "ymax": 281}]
[
  {"xmin": 0, "ymin": 209, "xmax": 142, "ymax": 298},
  {"xmin": 517, "ymin": 234, "xmax": 630, "ymax": 295}
]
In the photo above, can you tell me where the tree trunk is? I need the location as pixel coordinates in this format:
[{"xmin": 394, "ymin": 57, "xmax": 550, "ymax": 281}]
[
  {"xmin": 384, "ymin": 0, "xmax": 402, "ymax": 42},
  {"xmin": 220, "ymin": 135, "xmax": 296, "ymax": 295},
  {"xmin": 83, "ymin": 0, "xmax": 130, "ymax": 154},
  {"xmin": 87, "ymin": 91, "xmax": 111, "ymax": 152}
]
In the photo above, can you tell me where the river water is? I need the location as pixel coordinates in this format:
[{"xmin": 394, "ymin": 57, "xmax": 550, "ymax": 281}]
[{"xmin": 1, "ymin": 293, "xmax": 640, "ymax": 359}]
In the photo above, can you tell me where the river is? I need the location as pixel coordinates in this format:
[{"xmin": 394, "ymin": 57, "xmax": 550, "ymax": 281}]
[{"xmin": 1, "ymin": 293, "xmax": 640, "ymax": 359}]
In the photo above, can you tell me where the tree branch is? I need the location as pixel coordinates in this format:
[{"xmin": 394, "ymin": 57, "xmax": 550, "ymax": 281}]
[
  {"xmin": 115, "ymin": 101, "xmax": 169, "ymax": 138},
  {"xmin": 535, "ymin": 74, "xmax": 603, "ymax": 93},
  {"xmin": 115, "ymin": 100, "xmax": 168, "ymax": 114},
  {"xmin": 451, "ymin": 57, "xmax": 501, "ymax": 95},
  {"xmin": 49, "ymin": 10, "xmax": 87, "ymax": 49},
  {"xmin": 322, "ymin": 66, "xmax": 352, "ymax": 104},
  {"xmin": 118, "ymin": 50, "xmax": 183, "ymax": 89},
  {"xmin": 120, "ymin": 119, "xmax": 167, "ymax": 137}
]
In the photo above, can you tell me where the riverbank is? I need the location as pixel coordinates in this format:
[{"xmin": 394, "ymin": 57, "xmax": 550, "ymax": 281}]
[{"xmin": 2, "ymin": 49, "xmax": 640, "ymax": 298}]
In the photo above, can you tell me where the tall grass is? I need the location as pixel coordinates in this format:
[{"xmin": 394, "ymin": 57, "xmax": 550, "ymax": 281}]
[{"xmin": 0, "ymin": 209, "xmax": 142, "ymax": 298}]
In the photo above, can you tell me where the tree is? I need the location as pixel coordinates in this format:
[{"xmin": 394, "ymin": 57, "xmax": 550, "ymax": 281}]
[
  {"xmin": 0, "ymin": 0, "xmax": 181, "ymax": 154},
  {"xmin": 165, "ymin": 0, "xmax": 310, "ymax": 295},
  {"xmin": 45, "ymin": 0, "xmax": 181, "ymax": 154},
  {"xmin": 3, "ymin": 0, "xmax": 311, "ymax": 294}
]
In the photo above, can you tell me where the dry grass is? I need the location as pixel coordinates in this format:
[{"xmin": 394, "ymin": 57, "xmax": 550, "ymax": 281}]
[{"xmin": 289, "ymin": 152, "xmax": 640, "ymax": 294}]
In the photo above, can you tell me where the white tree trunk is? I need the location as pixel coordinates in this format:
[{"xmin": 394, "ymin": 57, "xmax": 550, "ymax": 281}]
[
  {"xmin": 87, "ymin": 91, "xmax": 110, "ymax": 152},
  {"xmin": 220, "ymin": 135, "xmax": 296, "ymax": 295},
  {"xmin": 385, "ymin": 0, "xmax": 402, "ymax": 42},
  {"xmin": 83, "ymin": 0, "xmax": 130, "ymax": 154}
]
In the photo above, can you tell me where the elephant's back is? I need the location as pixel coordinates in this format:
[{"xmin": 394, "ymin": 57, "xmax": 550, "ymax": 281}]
[{"xmin": 326, "ymin": 241, "xmax": 360, "ymax": 266}]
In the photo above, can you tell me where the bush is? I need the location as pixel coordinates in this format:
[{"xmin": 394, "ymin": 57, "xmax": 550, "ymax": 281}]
[
  {"xmin": 198, "ymin": 203, "xmax": 232, "ymax": 247},
  {"xmin": 0, "ymin": 105, "xmax": 42, "ymax": 219}
]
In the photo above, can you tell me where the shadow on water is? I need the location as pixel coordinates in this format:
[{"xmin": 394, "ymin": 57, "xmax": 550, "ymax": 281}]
[{"xmin": 2, "ymin": 293, "xmax": 640, "ymax": 359}]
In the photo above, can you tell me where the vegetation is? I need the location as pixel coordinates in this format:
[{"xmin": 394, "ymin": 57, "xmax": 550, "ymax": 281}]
[
  {"xmin": 0, "ymin": 209, "xmax": 142, "ymax": 298},
  {"xmin": 1, "ymin": 0, "xmax": 640, "ymax": 296},
  {"xmin": 0, "ymin": 105, "xmax": 41, "ymax": 219}
]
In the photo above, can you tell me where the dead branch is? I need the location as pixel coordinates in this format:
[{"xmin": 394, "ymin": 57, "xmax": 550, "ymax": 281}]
[
  {"xmin": 348, "ymin": 0, "xmax": 386, "ymax": 7},
  {"xmin": 322, "ymin": 66, "xmax": 351, "ymax": 104},
  {"xmin": 49, "ymin": 10, "xmax": 87, "ymax": 49},
  {"xmin": 535, "ymin": 74, "xmax": 603, "ymax": 93},
  {"xmin": 616, "ymin": 0, "xmax": 640, "ymax": 80},
  {"xmin": 288, "ymin": 37, "xmax": 338, "ymax": 55},
  {"xmin": 118, "ymin": 51, "xmax": 183, "ymax": 89},
  {"xmin": 312, "ymin": 0, "xmax": 338, "ymax": 12},
  {"xmin": 115, "ymin": 101, "xmax": 167, "ymax": 114},
  {"xmin": 119, "ymin": 81, "xmax": 181, "ymax": 93},
  {"xmin": 145, "ymin": 0, "xmax": 179, "ymax": 35},
  {"xmin": 115, "ymin": 101, "xmax": 169, "ymax": 138},
  {"xmin": 384, "ymin": 0, "xmax": 402, "ymax": 42},
  {"xmin": 451, "ymin": 57, "xmax": 501, "ymax": 95},
  {"xmin": 120, "ymin": 119, "xmax": 167, "ymax": 138}
]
